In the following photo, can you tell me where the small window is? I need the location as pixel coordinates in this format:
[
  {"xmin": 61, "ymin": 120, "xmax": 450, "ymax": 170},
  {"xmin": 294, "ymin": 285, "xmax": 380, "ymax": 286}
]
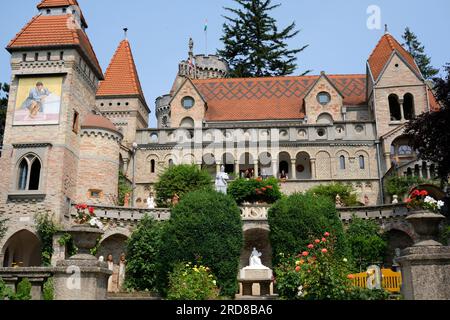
[
  {"xmin": 60, "ymin": 51, "xmax": 64, "ymax": 60},
  {"xmin": 359, "ymin": 156, "xmax": 365, "ymax": 170},
  {"xmin": 182, "ymin": 96, "xmax": 195, "ymax": 109},
  {"xmin": 35, "ymin": 53, "xmax": 39, "ymax": 61},
  {"xmin": 89, "ymin": 189, "xmax": 102, "ymax": 199},
  {"xmin": 46, "ymin": 9, "xmax": 51, "ymax": 14},
  {"xmin": 151, "ymin": 160, "xmax": 156, "ymax": 173},
  {"xmin": 100, "ymin": 103, "xmax": 104, "ymax": 107},
  {"xmin": 47, "ymin": 52, "xmax": 51, "ymax": 61},
  {"xmin": 339, "ymin": 156, "xmax": 346, "ymax": 170},
  {"xmin": 117, "ymin": 103, "xmax": 121, "ymax": 106},
  {"xmin": 125, "ymin": 102, "xmax": 129, "ymax": 106},
  {"xmin": 72, "ymin": 111, "xmax": 79, "ymax": 133},
  {"xmin": 317, "ymin": 92, "xmax": 331, "ymax": 105},
  {"xmin": 317, "ymin": 129, "xmax": 326, "ymax": 137},
  {"xmin": 398, "ymin": 145, "xmax": 413, "ymax": 155},
  {"xmin": 17, "ymin": 155, "xmax": 41, "ymax": 191},
  {"xmin": 109, "ymin": 103, "xmax": 113, "ymax": 106},
  {"xmin": 168, "ymin": 159, "xmax": 174, "ymax": 167},
  {"xmin": 22, "ymin": 53, "xmax": 27, "ymax": 62},
  {"xmin": 62, "ymin": 8, "xmax": 67, "ymax": 13}
]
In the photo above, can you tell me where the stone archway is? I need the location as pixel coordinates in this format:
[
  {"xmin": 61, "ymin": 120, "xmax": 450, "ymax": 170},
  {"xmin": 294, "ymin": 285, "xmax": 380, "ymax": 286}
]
[
  {"xmin": 241, "ymin": 228, "xmax": 272, "ymax": 270},
  {"xmin": 97, "ymin": 233, "xmax": 129, "ymax": 264},
  {"xmin": 1, "ymin": 230, "xmax": 42, "ymax": 267},
  {"xmin": 383, "ymin": 229, "xmax": 414, "ymax": 267}
]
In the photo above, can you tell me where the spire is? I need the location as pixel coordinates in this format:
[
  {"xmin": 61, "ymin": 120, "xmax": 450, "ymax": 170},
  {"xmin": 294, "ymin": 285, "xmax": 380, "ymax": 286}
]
[
  {"xmin": 123, "ymin": 27, "xmax": 128, "ymax": 40},
  {"xmin": 384, "ymin": 24, "xmax": 389, "ymax": 34},
  {"xmin": 97, "ymin": 38, "xmax": 146, "ymax": 103}
]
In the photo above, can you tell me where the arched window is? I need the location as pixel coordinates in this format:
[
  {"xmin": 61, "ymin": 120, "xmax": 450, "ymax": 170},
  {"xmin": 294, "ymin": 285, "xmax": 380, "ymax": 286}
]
[
  {"xmin": 339, "ymin": 156, "xmax": 346, "ymax": 170},
  {"xmin": 389, "ymin": 94, "xmax": 401, "ymax": 121},
  {"xmin": 398, "ymin": 145, "xmax": 413, "ymax": 155},
  {"xmin": 151, "ymin": 160, "xmax": 156, "ymax": 173},
  {"xmin": 403, "ymin": 93, "xmax": 415, "ymax": 120},
  {"xmin": 17, "ymin": 155, "xmax": 41, "ymax": 191},
  {"xmin": 359, "ymin": 155, "xmax": 365, "ymax": 170},
  {"xmin": 168, "ymin": 159, "xmax": 174, "ymax": 167},
  {"xmin": 180, "ymin": 117, "xmax": 194, "ymax": 128}
]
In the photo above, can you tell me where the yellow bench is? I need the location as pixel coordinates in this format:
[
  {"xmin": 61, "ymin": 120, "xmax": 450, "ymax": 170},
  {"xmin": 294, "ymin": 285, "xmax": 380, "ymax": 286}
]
[{"xmin": 351, "ymin": 269, "xmax": 402, "ymax": 294}]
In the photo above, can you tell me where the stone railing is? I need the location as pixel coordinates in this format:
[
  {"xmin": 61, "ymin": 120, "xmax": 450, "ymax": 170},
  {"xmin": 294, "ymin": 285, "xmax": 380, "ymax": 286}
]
[
  {"xmin": 70, "ymin": 205, "xmax": 171, "ymax": 223},
  {"xmin": 338, "ymin": 204, "xmax": 409, "ymax": 224},
  {"xmin": 0, "ymin": 267, "xmax": 54, "ymax": 300}
]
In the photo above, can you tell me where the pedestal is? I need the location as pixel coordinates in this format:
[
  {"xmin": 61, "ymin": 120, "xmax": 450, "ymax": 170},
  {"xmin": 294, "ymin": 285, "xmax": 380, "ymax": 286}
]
[
  {"xmin": 398, "ymin": 246, "xmax": 450, "ymax": 300},
  {"xmin": 54, "ymin": 259, "xmax": 112, "ymax": 300},
  {"xmin": 239, "ymin": 267, "xmax": 273, "ymax": 297}
]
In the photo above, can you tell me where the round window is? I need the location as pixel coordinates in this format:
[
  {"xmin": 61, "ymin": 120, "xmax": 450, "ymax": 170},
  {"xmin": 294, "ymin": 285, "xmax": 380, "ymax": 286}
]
[
  {"xmin": 317, "ymin": 92, "xmax": 331, "ymax": 105},
  {"xmin": 317, "ymin": 129, "xmax": 326, "ymax": 137},
  {"xmin": 182, "ymin": 96, "xmax": 195, "ymax": 109}
]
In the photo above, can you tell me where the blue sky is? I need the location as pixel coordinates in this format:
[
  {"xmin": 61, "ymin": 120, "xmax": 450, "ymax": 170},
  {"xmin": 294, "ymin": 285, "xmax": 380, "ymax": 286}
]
[{"xmin": 1, "ymin": 0, "xmax": 449, "ymax": 127}]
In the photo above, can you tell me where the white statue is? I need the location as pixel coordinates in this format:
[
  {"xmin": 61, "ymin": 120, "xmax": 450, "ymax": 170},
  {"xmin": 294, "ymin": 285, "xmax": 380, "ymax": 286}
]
[
  {"xmin": 215, "ymin": 165, "xmax": 229, "ymax": 194},
  {"xmin": 118, "ymin": 253, "xmax": 126, "ymax": 292},
  {"xmin": 392, "ymin": 195, "xmax": 399, "ymax": 204},
  {"xmin": 249, "ymin": 248, "xmax": 263, "ymax": 267},
  {"xmin": 98, "ymin": 256, "xmax": 104, "ymax": 263},
  {"xmin": 147, "ymin": 193, "xmax": 156, "ymax": 209}
]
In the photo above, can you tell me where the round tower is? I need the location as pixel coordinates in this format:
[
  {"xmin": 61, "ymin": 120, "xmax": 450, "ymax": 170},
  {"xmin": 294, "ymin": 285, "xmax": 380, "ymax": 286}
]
[
  {"xmin": 77, "ymin": 114, "xmax": 123, "ymax": 205},
  {"xmin": 155, "ymin": 94, "xmax": 172, "ymax": 128}
]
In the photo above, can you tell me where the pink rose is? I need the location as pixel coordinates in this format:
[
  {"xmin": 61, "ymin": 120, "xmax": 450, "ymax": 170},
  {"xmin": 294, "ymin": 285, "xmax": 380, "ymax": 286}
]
[{"xmin": 308, "ymin": 244, "xmax": 314, "ymax": 249}]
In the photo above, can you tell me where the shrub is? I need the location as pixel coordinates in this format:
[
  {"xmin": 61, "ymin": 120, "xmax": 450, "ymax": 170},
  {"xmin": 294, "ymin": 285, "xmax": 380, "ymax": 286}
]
[
  {"xmin": 167, "ymin": 263, "xmax": 219, "ymax": 300},
  {"xmin": 13, "ymin": 278, "xmax": 32, "ymax": 300},
  {"xmin": 118, "ymin": 171, "xmax": 132, "ymax": 206},
  {"xmin": 155, "ymin": 165, "xmax": 213, "ymax": 207},
  {"xmin": 346, "ymin": 216, "xmax": 387, "ymax": 271},
  {"xmin": 228, "ymin": 177, "xmax": 282, "ymax": 205},
  {"xmin": 159, "ymin": 190, "xmax": 243, "ymax": 297},
  {"xmin": 125, "ymin": 215, "xmax": 165, "ymax": 292},
  {"xmin": 385, "ymin": 176, "xmax": 425, "ymax": 198},
  {"xmin": 35, "ymin": 213, "xmax": 59, "ymax": 266},
  {"xmin": 269, "ymin": 193, "xmax": 348, "ymax": 267},
  {"xmin": 43, "ymin": 278, "xmax": 54, "ymax": 301},
  {"xmin": 0, "ymin": 278, "xmax": 13, "ymax": 300},
  {"xmin": 307, "ymin": 183, "xmax": 359, "ymax": 207},
  {"xmin": 275, "ymin": 233, "xmax": 388, "ymax": 300}
]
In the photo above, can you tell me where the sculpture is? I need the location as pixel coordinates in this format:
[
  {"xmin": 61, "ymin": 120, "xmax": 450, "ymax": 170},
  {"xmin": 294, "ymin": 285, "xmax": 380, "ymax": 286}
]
[
  {"xmin": 215, "ymin": 165, "xmax": 229, "ymax": 194},
  {"xmin": 147, "ymin": 193, "xmax": 156, "ymax": 209},
  {"xmin": 118, "ymin": 253, "xmax": 126, "ymax": 292},
  {"xmin": 249, "ymin": 248, "xmax": 263, "ymax": 267},
  {"xmin": 106, "ymin": 254, "xmax": 115, "ymax": 293},
  {"xmin": 392, "ymin": 195, "xmax": 399, "ymax": 204},
  {"xmin": 335, "ymin": 194, "xmax": 344, "ymax": 208}
]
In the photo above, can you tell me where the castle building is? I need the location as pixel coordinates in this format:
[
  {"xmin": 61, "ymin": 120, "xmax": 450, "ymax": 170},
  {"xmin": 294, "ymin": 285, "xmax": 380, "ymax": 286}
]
[{"xmin": 0, "ymin": 0, "xmax": 440, "ymax": 267}]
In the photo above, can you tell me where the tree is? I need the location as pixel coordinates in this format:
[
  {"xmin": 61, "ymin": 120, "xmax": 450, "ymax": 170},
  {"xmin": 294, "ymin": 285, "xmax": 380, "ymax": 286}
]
[
  {"xmin": 154, "ymin": 164, "xmax": 213, "ymax": 207},
  {"xmin": 125, "ymin": 215, "xmax": 166, "ymax": 292},
  {"xmin": 306, "ymin": 183, "xmax": 359, "ymax": 207},
  {"xmin": 268, "ymin": 193, "xmax": 348, "ymax": 267},
  {"xmin": 218, "ymin": 0, "xmax": 309, "ymax": 78},
  {"xmin": 158, "ymin": 190, "xmax": 243, "ymax": 297},
  {"xmin": 346, "ymin": 216, "xmax": 387, "ymax": 272},
  {"xmin": 405, "ymin": 64, "xmax": 450, "ymax": 186},
  {"xmin": 0, "ymin": 82, "xmax": 9, "ymax": 144},
  {"xmin": 34, "ymin": 213, "xmax": 58, "ymax": 266},
  {"xmin": 402, "ymin": 27, "xmax": 439, "ymax": 80}
]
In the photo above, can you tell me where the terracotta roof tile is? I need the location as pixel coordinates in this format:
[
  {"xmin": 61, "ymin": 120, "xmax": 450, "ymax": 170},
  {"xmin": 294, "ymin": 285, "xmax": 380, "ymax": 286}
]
[
  {"xmin": 368, "ymin": 33, "xmax": 421, "ymax": 82},
  {"xmin": 97, "ymin": 40, "xmax": 146, "ymax": 102},
  {"xmin": 192, "ymin": 74, "xmax": 367, "ymax": 122},
  {"xmin": 428, "ymin": 88, "xmax": 440, "ymax": 112},
  {"xmin": 82, "ymin": 114, "xmax": 119, "ymax": 133},
  {"xmin": 7, "ymin": 14, "xmax": 102, "ymax": 79}
]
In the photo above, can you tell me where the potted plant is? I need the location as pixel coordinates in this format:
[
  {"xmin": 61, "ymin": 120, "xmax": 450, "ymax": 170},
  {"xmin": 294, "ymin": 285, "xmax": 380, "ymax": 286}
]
[{"xmin": 405, "ymin": 190, "xmax": 446, "ymax": 246}]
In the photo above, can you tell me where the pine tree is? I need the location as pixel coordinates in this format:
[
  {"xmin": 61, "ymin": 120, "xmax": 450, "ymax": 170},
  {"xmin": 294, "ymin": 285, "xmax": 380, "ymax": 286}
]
[
  {"xmin": 402, "ymin": 27, "xmax": 439, "ymax": 80},
  {"xmin": 218, "ymin": 0, "xmax": 309, "ymax": 78}
]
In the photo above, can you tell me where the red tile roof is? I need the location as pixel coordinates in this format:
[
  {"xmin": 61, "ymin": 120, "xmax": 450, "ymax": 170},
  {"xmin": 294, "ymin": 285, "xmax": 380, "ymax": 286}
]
[
  {"xmin": 37, "ymin": 0, "xmax": 88, "ymax": 28},
  {"xmin": 82, "ymin": 114, "xmax": 119, "ymax": 133},
  {"xmin": 97, "ymin": 40, "xmax": 146, "ymax": 102},
  {"xmin": 368, "ymin": 33, "xmax": 421, "ymax": 82},
  {"xmin": 428, "ymin": 88, "xmax": 441, "ymax": 112},
  {"xmin": 192, "ymin": 74, "xmax": 367, "ymax": 122},
  {"xmin": 7, "ymin": 14, "xmax": 103, "ymax": 79}
]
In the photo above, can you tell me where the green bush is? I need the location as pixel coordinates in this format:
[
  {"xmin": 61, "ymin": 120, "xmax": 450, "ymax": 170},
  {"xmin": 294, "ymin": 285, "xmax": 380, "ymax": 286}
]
[
  {"xmin": 269, "ymin": 193, "xmax": 348, "ymax": 267},
  {"xmin": 125, "ymin": 215, "xmax": 165, "ymax": 292},
  {"xmin": 0, "ymin": 278, "xmax": 13, "ymax": 300},
  {"xmin": 43, "ymin": 278, "xmax": 54, "ymax": 301},
  {"xmin": 306, "ymin": 183, "xmax": 359, "ymax": 207},
  {"xmin": 167, "ymin": 263, "xmax": 219, "ymax": 300},
  {"xmin": 13, "ymin": 278, "xmax": 32, "ymax": 300},
  {"xmin": 35, "ymin": 213, "xmax": 59, "ymax": 266},
  {"xmin": 155, "ymin": 165, "xmax": 213, "ymax": 207},
  {"xmin": 385, "ymin": 176, "xmax": 425, "ymax": 198},
  {"xmin": 118, "ymin": 171, "xmax": 132, "ymax": 206},
  {"xmin": 228, "ymin": 177, "xmax": 282, "ymax": 205},
  {"xmin": 346, "ymin": 216, "xmax": 387, "ymax": 271},
  {"xmin": 159, "ymin": 190, "xmax": 243, "ymax": 297}
]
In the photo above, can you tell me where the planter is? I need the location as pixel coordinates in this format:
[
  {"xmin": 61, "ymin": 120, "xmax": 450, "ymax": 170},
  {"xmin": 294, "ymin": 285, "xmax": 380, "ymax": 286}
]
[
  {"xmin": 65, "ymin": 225, "xmax": 104, "ymax": 261},
  {"xmin": 406, "ymin": 210, "xmax": 445, "ymax": 247}
]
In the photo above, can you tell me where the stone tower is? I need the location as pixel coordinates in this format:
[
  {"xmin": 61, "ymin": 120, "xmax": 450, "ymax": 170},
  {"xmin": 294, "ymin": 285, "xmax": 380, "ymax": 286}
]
[{"xmin": 157, "ymin": 38, "xmax": 229, "ymax": 128}]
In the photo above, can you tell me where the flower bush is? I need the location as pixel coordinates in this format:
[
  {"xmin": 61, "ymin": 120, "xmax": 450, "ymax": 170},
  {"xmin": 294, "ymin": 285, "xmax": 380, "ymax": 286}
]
[
  {"xmin": 274, "ymin": 232, "xmax": 388, "ymax": 300},
  {"xmin": 74, "ymin": 204, "xmax": 103, "ymax": 229},
  {"xmin": 167, "ymin": 263, "xmax": 219, "ymax": 300},
  {"xmin": 228, "ymin": 177, "xmax": 282, "ymax": 205},
  {"xmin": 406, "ymin": 190, "xmax": 445, "ymax": 213}
]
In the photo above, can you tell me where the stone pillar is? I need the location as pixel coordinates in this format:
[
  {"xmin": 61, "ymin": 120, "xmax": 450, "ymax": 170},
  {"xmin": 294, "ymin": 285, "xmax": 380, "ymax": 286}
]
[
  {"xmin": 254, "ymin": 161, "xmax": 259, "ymax": 178},
  {"xmin": 272, "ymin": 160, "xmax": 278, "ymax": 178},
  {"xmin": 399, "ymin": 99, "xmax": 405, "ymax": 121},
  {"xmin": 290, "ymin": 159, "xmax": 297, "ymax": 180},
  {"xmin": 235, "ymin": 160, "xmax": 240, "ymax": 176},
  {"xmin": 418, "ymin": 165, "xmax": 423, "ymax": 179},
  {"xmin": 426, "ymin": 165, "xmax": 431, "ymax": 180},
  {"xmin": 310, "ymin": 158, "xmax": 317, "ymax": 179}
]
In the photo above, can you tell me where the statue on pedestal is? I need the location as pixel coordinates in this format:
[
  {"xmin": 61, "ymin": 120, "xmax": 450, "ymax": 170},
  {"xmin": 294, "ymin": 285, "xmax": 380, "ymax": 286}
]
[
  {"xmin": 249, "ymin": 248, "xmax": 264, "ymax": 267},
  {"xmin": 215, "ymin": 165, "xmax": 229, "ymax": 194},
  {"xmin": 335, "ymin": 194, "xmax": 344, "ymax": 208},
  {"xmin": 147, "ymin": 193, "xmax": 156, "ymax": 209}
]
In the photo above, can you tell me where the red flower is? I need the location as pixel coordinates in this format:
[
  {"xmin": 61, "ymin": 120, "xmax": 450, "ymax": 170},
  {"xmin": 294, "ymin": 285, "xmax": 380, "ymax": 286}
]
[
  {"xmin": 406, "ymin": 198, "xmax": 412, "ymax": 204},
  {"xmin": 267, "ymin": 186, "xmax": 273, "ymax": 189},
  {"xmin": 324, "ymin": 232, "xmax": 330, "ymax": 237},
  {"xmin": 347, "ymin": 274, "xmax": 355, "ymax": 280},
  {"xmin": 321, "ymin": 249, "xmax": 328, "ymax": 254},
  {"xmin": 321, "ymin": 238, "xmax": 327, "ymax": 242},
  {"xmin": 420, "ymin": 190, "xmax": 428, "ymax": 197},
  {"xmin": 81, "ymin": 204, "xmax": 88, "ymax": 210},
  {"xmin": 302, "ymin": 251, "xmax": 309, "ymax": 257},
  {"xmin": 307, "ymin": 244, "xmax": 314, "ymax": 249},
  {"xmin": 315, "ymin": 239, "xmax": 321, "ymax": 244},
  {"xmin": 262, "ymin": 187, "xmax": 267, "ymax": 192},
  {"xmin": 295, "ymin": 266, "xmax": 301, "ymax": 272},
  {"xmin": 88, "ymin": 207, "xmax": 95, "ymax": 216},
  {"xmin": 412, "ymin": 190, "xmax": 421, "ymax": 197}
]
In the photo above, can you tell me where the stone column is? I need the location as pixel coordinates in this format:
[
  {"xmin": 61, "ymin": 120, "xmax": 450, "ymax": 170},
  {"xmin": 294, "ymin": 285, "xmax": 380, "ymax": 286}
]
[
  {"xmin": 235, "ymin": 160, "xmax": 240, "ymax": 176},
  {"xmin": 426, "ymin": 165, "xmax": 431, "ymax": 180},
  {"xmin": 254, "ymin": 161, "xmax": 259, "ymax": 178},
  {"xmin": 399, "ymin": 99, "xmax": 405, "ymax": 121},
  {"xmin": 272, "ymin": 160, "xmax": 278, "ymax": 178},
  {"xmin": 290, "ymin": 159, "xmax": 297, "ymax": 180},
  {"xmin": 310, "ymin": 158, "xmax": 317, "ymax": 179},
  {"xmin": 418, "ymin": 165, "xmax": 423, "ymax": 179}
]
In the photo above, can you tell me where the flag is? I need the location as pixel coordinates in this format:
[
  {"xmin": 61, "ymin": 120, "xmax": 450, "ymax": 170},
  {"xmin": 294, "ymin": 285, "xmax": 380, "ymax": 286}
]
[{"xmin": 204, "ymin": 19, "xmax": 208, "ymax": 32}]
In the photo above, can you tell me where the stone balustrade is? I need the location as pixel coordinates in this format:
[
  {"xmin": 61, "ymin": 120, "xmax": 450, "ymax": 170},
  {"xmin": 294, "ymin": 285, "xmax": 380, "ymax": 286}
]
[{"xmin": 338, "ymin": 204, "xmax": 409, "ymax": 224}]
